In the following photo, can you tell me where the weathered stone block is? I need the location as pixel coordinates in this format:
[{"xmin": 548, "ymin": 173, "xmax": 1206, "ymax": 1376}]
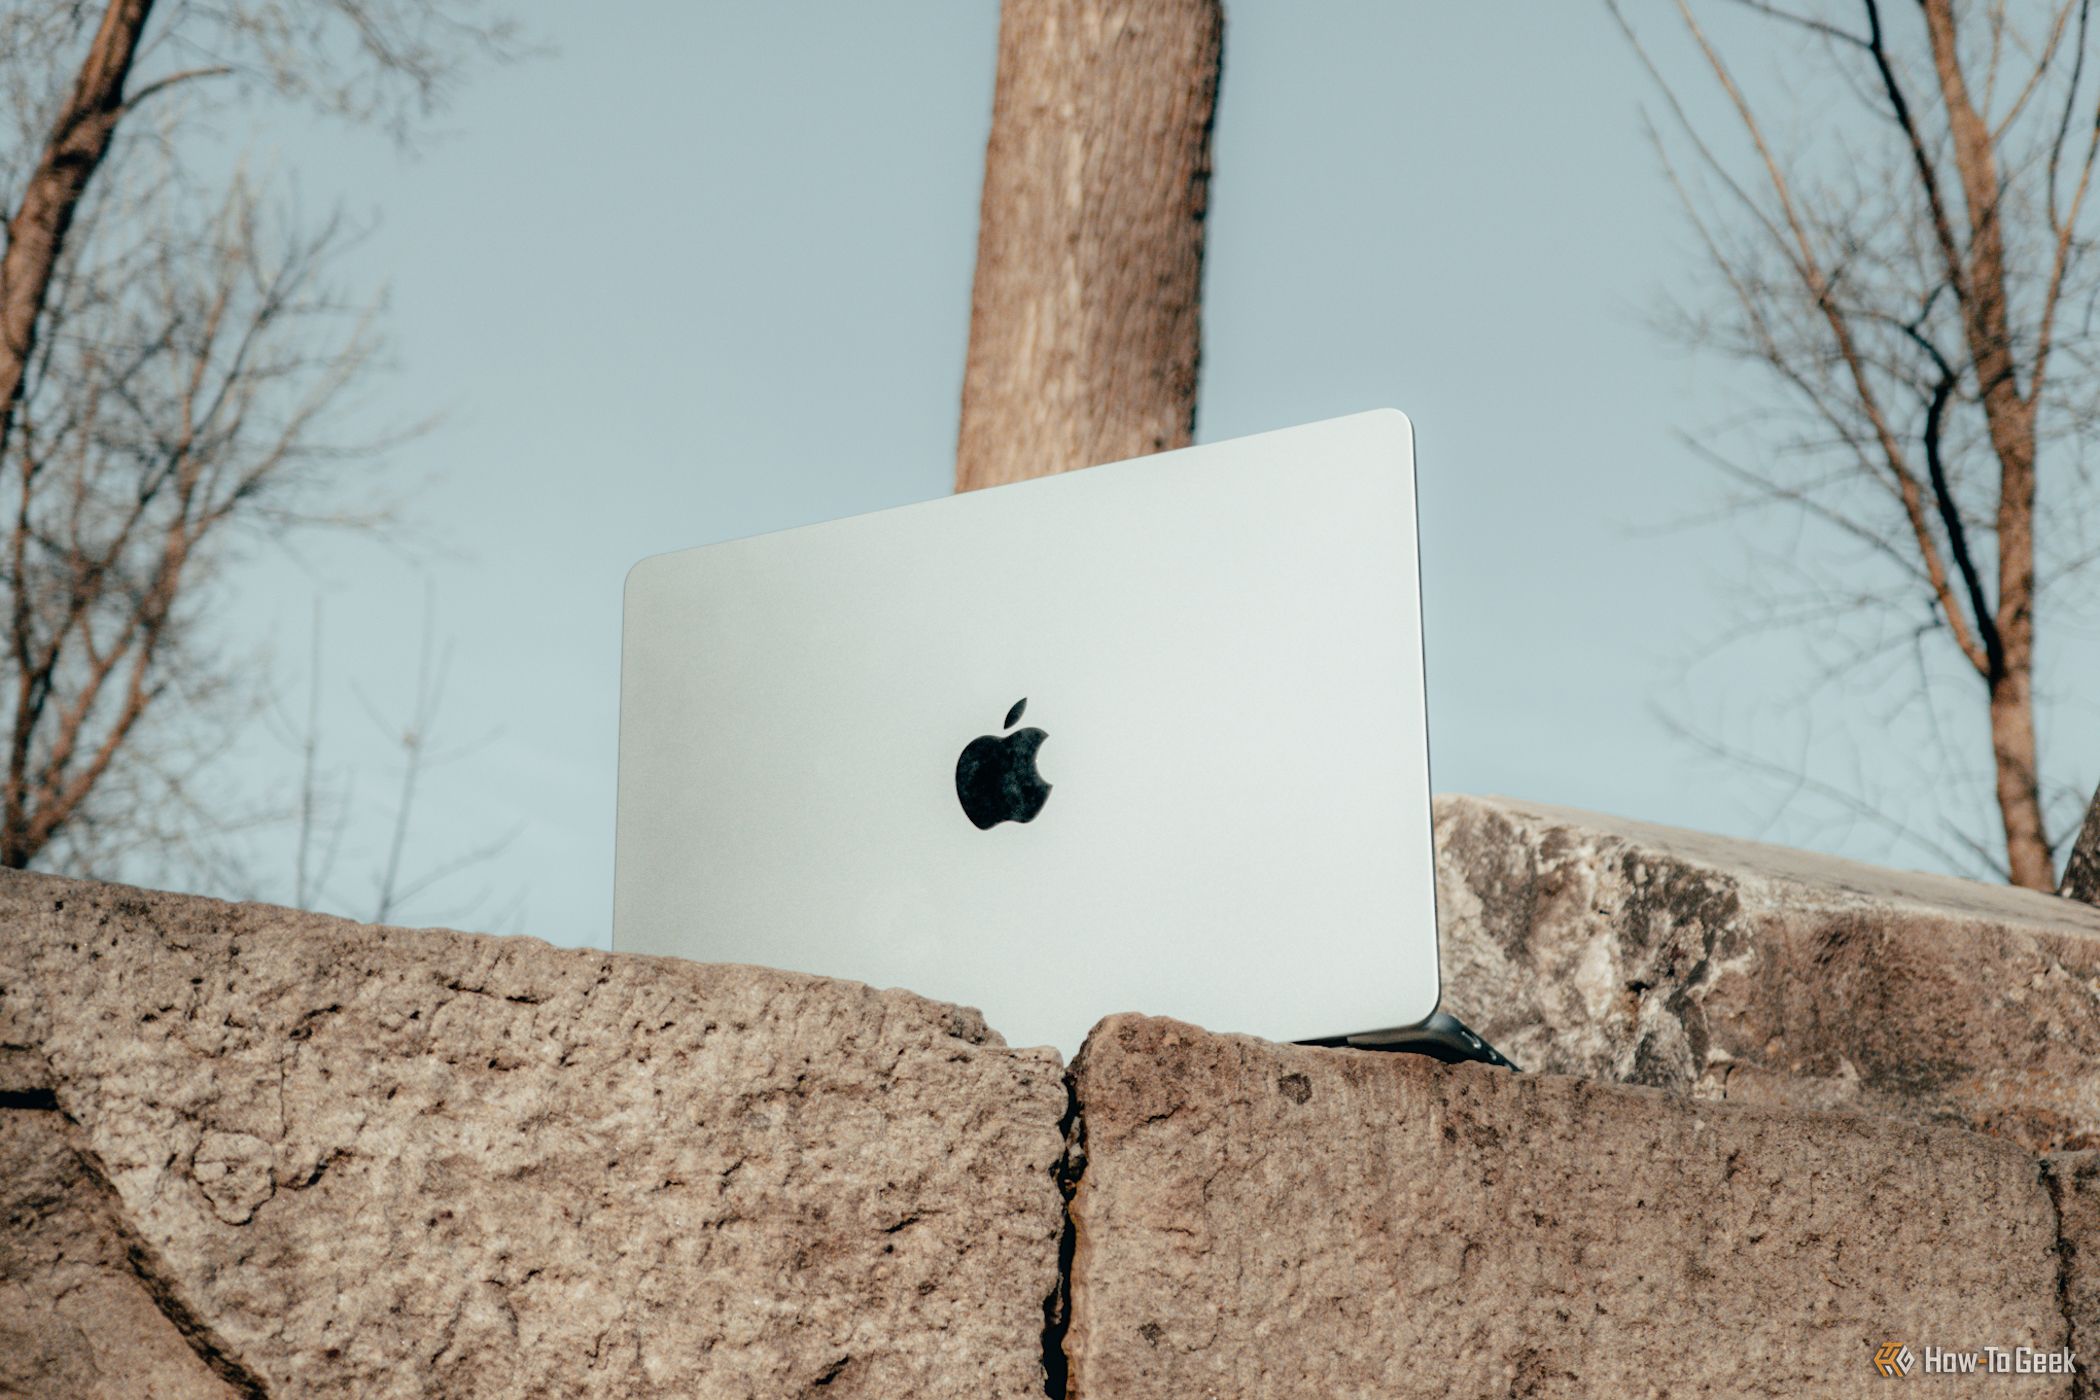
[
  {"xmin": 1066, "ymin": 1014, "xmax": 2071, "ymax": 1399},
  {"xmin": 1435, "ymin": 794, "xmax": 2100, "ymax": 1151},
  {"xmin": 0, "ymin": 1103, "xmax": 242, "ymax": 1398},
  {"xmin": 0, "ymin": 870, "xmax": 1067, "ymax": 1399}
]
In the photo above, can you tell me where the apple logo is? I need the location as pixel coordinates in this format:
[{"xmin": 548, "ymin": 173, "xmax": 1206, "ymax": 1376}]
[{"xmin": 954, "ymin": 698, "xmax": 1052, "ymax": 829}]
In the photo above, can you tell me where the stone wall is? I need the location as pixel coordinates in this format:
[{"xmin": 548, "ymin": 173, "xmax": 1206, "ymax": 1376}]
[
  {"xmin": 1434, "ymin": 794, "xmax": 2100, "ymax": 1151},
  {"xmin": 5, "ymin": 797, "xmax": 2099, "ymax": 1396},
  {"xmin": 1069, "ymin": 1015, "xmax": 2076, "ymax": 1399},
  {"xmin": 0, "ymin": 873, "xmax": 1065, "ymax": 1398}
]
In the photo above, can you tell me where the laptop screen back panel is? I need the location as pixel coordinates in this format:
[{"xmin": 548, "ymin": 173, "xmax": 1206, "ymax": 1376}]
[{"xmin": 613, "ymin": 410, "xmax": 1438, "ymax": 1053}]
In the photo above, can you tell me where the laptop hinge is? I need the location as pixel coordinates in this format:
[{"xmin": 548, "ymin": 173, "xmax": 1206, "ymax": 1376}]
[{"xmin": 1303, "ymin": 1011, "xmax": 1519, "ymax": 1070}]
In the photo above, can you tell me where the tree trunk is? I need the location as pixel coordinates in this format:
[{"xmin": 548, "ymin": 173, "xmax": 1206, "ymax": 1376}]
[
  {"xmin": 1914, "ymin": 0, "xmax": 2055, "ymax": 890},
  {"xmin": 1986, "ymin": 412, "xmax": 2047, "ymax": 890},
  {"xmin": 955, "ymin": 0, "xmax": 1223, "ymax": 493},
  {"xmin": 1989, "ymin": 663, "xmax": 2053, "ymax": 890},
  {"xmin": 2060, "ymin": 779, "xmax": 2100, "ymax": 905},
  {"xmin": 1, "ymin": 0, "xmax": 157, "ymax": 870},
  {"xmin": 0, "ymin": 0, "xmax": 156, "ymax": 471}
]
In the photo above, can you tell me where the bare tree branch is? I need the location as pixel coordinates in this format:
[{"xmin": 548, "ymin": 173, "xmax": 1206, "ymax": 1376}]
[
  {"xmin": 0, "ymin": 0, "xmax": 511, "ymax": 875},
  {"xmin": 0, "ymin": 0, "xmax": 156, "ymax": 480},
  {"xmin": 1625, "ymin": 0, "xmax": 2100, "ymax": 888}
]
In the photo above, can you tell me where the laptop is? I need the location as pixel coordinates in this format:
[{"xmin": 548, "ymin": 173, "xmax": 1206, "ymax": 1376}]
[{"xmin": 613, "ymin": 409, "xmax": 1442, "ymax": 1056}]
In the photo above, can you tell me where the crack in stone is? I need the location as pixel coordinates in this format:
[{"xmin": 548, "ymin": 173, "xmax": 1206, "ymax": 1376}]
[
  {"xmin": 49, "ymin": 1107, "xmax": 276, "ymax": 1398},
  {"xmin": 2041, "ymin": 1157, "xmax": 2083, "ymax": 1374},
  {"xmin": 1041, "ymin": 1068, "xmax": 1085, "ymax": 1400}
]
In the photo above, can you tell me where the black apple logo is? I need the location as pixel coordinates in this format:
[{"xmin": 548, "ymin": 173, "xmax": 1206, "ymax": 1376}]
[{"xmin": 954, "ymin": 698, "xmax": 1052, "ymax": 829}]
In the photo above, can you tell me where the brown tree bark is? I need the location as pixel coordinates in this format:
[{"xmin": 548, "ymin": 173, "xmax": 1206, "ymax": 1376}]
[
  {"xmin": 2060, "ymin": 779, "xmax": 2100, "ymax": 906},
  {"xmin": 0, "ymin": 0, "xmax": 156, "ymax": 473},
  {"xmin": 1988, "ymin": 664, "xmax": 2051, "ymax": 889},
  {"xmin": 1916, "ymin": 0, "xmax": 2052, "ymax": 889},
  {"xmin": 955, "ymin": 0, "xmax": 1223, "ymax": 493}
]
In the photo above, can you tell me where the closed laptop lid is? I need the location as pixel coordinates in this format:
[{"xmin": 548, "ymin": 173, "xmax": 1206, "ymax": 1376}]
[{"xmin": 613, "ymin": 409, "xmax": 1439, "ymax": 1054}]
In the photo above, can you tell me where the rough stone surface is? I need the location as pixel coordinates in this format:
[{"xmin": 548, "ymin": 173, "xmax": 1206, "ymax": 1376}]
[
  {"xmin": 1435, "ymin": 794, "xmax": 2100, "ymax": 1151},
  {"xmin": 0, "ymin": 1104, "xmax": 242, "ymax": 1398},
  {"xmin": 2050, "ymin": 1153, "xmax": 2100, "ymax": 1400},
  {"xmin": 0, "ymin": 870, "xmax": 1068, "ymax": 1399},
  {"xmin": 1066, "ymin": 1014, "xmax": 2073, "ymax": 1400}
]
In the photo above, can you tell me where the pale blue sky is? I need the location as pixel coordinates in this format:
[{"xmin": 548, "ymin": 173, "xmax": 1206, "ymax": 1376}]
[{"xmin": 173, "ymin": 4, "xmax": 2100, "ymax": 942}]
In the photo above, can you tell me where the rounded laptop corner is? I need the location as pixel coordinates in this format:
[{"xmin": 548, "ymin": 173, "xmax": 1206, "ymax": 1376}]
[
  {"xmin": 622, "ymin": 550, "xmax": 671, "ymax": 608},
  {"xmin": 1361, "ymin": 406, "xmax": 1416, "ymax": 451}
]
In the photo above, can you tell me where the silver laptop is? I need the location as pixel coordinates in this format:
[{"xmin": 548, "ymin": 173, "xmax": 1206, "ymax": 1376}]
[{"xmin": 613, "ymin": 410, "xmax": 1440, "ymax": 1055}]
